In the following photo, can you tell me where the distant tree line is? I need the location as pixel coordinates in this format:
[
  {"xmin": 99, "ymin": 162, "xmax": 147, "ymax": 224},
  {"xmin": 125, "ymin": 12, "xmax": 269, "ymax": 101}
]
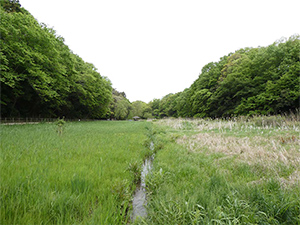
[
  {"xmin": 1, "ymin": 1, "xmax": 299, "ymax": 120},
  {"xmin": 148, "ymin": 35, "xmax": 300, "ymax": 118},
  {"xmin": 108, "ymin": 89, "xmax": 152, "ymax": 120}
]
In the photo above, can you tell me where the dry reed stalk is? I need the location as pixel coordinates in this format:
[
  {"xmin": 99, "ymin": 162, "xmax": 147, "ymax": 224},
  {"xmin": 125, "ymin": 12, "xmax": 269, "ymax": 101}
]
[
  {"xmin": 177, "ymin": 133, "xmax": 300, "ymax": 167},
  {"xmin": 157, "ymin": 118, "xmax": 300, "ymax": 186},
  {"xmin": 177, "ymin": 132, "xmax": 300, "ymax": 187},
  {"xmin": 157, "ymin": 117, "xmax": 300, "ymax": 132}
]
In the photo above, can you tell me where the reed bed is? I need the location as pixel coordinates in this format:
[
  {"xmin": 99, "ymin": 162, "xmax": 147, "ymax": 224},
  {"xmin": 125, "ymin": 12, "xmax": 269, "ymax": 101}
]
[
  {"xmin": 139, "ymin": 116, "xmax": 300, "ymax": 224},
  {"xmin": 1, "ymin": 121, "xmax": 149, "ymax": 224}
]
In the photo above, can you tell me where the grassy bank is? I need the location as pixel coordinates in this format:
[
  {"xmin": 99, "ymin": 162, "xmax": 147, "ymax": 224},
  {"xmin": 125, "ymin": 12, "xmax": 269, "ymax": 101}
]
[
  {"xmin": 141, "ymin": 116, "xmax": 300, "ymax": 224},
  {"xmin": 1, "ymin": 121, "xmax": 149, "ymax": 224}
]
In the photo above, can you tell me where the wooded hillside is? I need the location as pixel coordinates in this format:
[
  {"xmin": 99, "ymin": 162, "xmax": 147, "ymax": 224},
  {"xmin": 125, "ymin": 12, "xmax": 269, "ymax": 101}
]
[
  {"xmin": 150, "ymin": 36, "xmax": 300, "ymax": 118},
  {"xmin": 1, "ymin": 0, "xmax": 112, "ymax": 119},
  {"xmin": 1, "ymin": 1, "xmax": 299, "ymax": 119}
]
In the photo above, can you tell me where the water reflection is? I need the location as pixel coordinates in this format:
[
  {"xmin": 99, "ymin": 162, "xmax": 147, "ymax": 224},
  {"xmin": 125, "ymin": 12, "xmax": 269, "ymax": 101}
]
[{"xmin": 131, "ymin": 142, "xmax": 154, "ymax": 221}]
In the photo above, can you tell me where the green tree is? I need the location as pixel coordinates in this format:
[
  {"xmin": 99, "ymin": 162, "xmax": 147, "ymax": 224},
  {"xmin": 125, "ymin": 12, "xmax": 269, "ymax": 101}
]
[
  {"xmin": 131, "ymin": 100, "xmax": 152, "ymax": 119},
  {"xmin": 114, "ymin": 98, "xmax": 131, "ymax": 120},
  {"xmin": 0, "ymin": 4, "xmax": 113, "ymax": 118},
  {"xmin": 109, "ymin": 89, "xmax": 131, "ymax": 120},
  {"xmin": 0, "ymin": 7, "xmax": 71, "ymax": 116},
  {"xmin": 148, "ymin": 99, "xmax": 160, "ymax": 118},
  {"xmin": 0, "ymin": 0, "xmax": 21, "ymax": 13},
  {"xmin": 176, "ymin": 88, "xmax": 192, "ymax": 117},
  {"xmin": 235, "ymin": 36, "xmax": 300, "ymax": 115},
  {"xmin": 191, "ymin": 89, "xmax": 212, "ymax": 117},
  {"xmin": 154, "ymin": 35, "xmax": 299, "ymax": 118}
]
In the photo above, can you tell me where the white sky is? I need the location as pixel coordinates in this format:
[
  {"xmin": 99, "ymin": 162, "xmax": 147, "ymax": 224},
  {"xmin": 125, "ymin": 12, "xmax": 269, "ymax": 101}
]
[{"xmin": 20, "ymin": 0, "xmax": 299, "ymax": 103}]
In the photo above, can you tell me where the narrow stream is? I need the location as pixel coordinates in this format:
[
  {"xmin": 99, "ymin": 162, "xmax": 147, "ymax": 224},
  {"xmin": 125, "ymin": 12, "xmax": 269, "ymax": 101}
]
[{"xmin": 131, "ymin": 142, "xmax": 154, "ymax": 221}]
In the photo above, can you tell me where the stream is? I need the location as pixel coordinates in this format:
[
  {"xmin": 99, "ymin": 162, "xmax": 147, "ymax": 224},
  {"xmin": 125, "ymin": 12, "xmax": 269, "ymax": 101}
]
[{"xmin": 131, "ymin": 142, "xmax": 154, "ymax": 221}]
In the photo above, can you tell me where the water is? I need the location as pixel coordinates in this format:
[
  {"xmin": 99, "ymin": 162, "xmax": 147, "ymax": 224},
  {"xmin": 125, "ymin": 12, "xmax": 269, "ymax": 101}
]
[{"xmin": 131, "ymin": 142, "xmax": 154, "ymax": 221}]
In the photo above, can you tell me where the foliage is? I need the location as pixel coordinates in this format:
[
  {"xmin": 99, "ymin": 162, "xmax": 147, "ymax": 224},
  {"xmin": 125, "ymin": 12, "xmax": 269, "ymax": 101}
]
[
  {"xmin": 0, "ymin": 0, "xmax": 21, "ymax": 13},
  {"xmin": 126, "ymin": 161, "xmax": 142, "ymax": 184},
  {"xmin": 131, "ymin": 100, "xmax": 152, "ymax": 119},
  {"xmin": 1, "ymin": 2, "xmax": 298, "ymax": 120},
  {"xmin": 109, "ymin": 89, "xmax": 131, "ymax": 120},
  {"xmin": 148, "ymin": 36, "xmax": 300, "ymax": 118},
  {"xmin": 55, "ymin": 117, "xmax": 66, "ymax": 135},
  {"xmin": 0, "ymin": 4, "xmax": 112, "ymax": 119}
]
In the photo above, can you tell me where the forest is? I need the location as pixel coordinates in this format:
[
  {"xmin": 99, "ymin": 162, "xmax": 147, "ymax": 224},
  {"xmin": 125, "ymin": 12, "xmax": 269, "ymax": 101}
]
[
  {"xmin": 152, "ymin": 35, "xmax": 300, "ymax": 118},
  {"xmin": 1, "ymin": 0, "xmax": 299, "ymax": 119}
]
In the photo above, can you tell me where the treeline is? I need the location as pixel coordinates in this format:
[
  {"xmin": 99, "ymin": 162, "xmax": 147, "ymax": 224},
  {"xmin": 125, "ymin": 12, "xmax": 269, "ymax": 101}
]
[
  {"xmin": 0, "ymin": 1, "xmax": 151, "ymax": 120},
  {"xmin": 1, "ymin": 1, "xmax": 299, "ymax": 120},
  {"xmin": 109, "ymin": 89, "xmax": 152, "ymax": 120},
  {"xmin": 110, "ymin": 36, "xmax": 300, "ymax": 120},
  {"xmin": 148, "ymin": 35, "xmax": 300, "ymax": 118},
  {"xmin": 1, "ymin": 0, "xmax": 112, "ymax": 119}
]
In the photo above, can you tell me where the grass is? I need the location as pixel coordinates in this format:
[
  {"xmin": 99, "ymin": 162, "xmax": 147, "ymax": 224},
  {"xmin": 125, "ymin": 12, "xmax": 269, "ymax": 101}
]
[
  {"xmin": 1, "ymin": 116, "xmax": 299, "ymax": 224},
  {"xmin": 0, "ymin": 121, "xmax": 150, "ymax": 224},
  {"xmin": 138, "ymin": 116, "xmax": 300, "ymax": 224}
]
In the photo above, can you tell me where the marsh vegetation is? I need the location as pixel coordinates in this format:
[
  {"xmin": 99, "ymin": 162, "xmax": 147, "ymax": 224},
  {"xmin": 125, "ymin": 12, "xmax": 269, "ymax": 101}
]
[
  {"xmin": 141, "ymin": 115, "xmax": 300, "ymax": 224},
  {"xmin": 1, "ymin": 121, "xmax": 150, "ymax": 224},
  {"xmin": 1, "ymin": 115, "xmax": 299, "ymax": 224}
]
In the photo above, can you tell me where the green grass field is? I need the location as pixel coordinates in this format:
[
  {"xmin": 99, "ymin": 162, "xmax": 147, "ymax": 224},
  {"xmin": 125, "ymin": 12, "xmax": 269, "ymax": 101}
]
[
  {"xmin": 1, "ymin": 117, "xmax": 299, "ymax": 224},
  {"xmin": 141, "ymin": 117, "xmax": 300, "ymax": 224},
  {"xmin": 1, "ymin": 121, "xmax": 150, "ymax": 224}
]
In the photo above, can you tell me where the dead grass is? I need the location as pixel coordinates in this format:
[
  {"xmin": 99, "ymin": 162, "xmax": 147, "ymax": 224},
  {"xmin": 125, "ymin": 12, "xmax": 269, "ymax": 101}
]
[
  {"xmin": 156, "ymin": 117, "xmax": 300, "ymax": 187},
  {"xmin": 177, "ymin": 133, "xmax": 300, "ymax": 167},
  {"xmin": 157, "ymin": 117, "xmax": 300, "ymax": 133}
]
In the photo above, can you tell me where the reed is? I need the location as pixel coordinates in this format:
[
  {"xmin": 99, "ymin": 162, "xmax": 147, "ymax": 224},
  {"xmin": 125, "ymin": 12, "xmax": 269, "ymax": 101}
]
[
  {"xmin": 0, "ymin": 121, "xmax": 149, "ymax": 224},
  {"xmin": 140, "ymin": 116, "xmax": 300, "ymax": 224}
]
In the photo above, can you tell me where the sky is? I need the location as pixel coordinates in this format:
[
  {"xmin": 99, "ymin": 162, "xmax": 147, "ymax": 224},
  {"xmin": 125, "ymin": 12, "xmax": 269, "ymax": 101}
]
[{"xmin": 20, "ymin": 0, "xmax": 299, "ymax": 103}]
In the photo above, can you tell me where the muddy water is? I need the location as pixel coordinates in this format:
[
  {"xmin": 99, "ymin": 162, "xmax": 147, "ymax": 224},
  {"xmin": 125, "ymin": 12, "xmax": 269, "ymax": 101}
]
[{"xmin": 131, "ymin": 142, "xmax": 154, "ymax": 221}]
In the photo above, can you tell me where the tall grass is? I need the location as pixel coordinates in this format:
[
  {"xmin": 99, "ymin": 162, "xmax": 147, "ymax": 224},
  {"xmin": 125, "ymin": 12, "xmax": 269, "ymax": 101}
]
[
  {"xmin": 2, "ymin": 118, "xmax": 299, "ymax": 224},
  {"xmin": 139, "ymin": 116, "xmax": 300, "ymax": 224},
  {"xmin": 0, "ymin": 121, "xmax": 149, "ymax": 224}
]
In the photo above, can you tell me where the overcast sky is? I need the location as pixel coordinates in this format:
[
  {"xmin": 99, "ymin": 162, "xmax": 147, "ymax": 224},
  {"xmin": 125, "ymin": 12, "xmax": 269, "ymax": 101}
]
[{"xmin": 20, "ymin": 0, "xmax": 299, "ymax": 103}]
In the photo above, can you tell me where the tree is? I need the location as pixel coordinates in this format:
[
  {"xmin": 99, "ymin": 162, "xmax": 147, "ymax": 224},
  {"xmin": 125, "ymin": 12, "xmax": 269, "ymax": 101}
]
[
  {"xmin": 114, "ymin": 98, "xmax": 131, "ymax": 120},
  {"xmin": 149, "ymin": 99, "xmax": 160, "ymax": 118},
  {"xmin": 1, "ymin": 6, "xmax": 71, "ymax": 116},
  {"xmin": 0, "ymin": 4, "xmax": 113, "ymax": 118},
  {"xmin": 109, "ymin": 89, "xmax": 131, "ymax": 120},
  {"xmin": 176, "ymin": 89, "xmax": 192, "ymax": 117},
  {"xmin": 150, "ymin": 35, "xmax": 299, "ymax": 118},
  {"xmin": 235, "ymin": 36, "xmax": 300, "ymax": 115},
  {"xmin": 0, "ymin": 0, "xmax": 21, "ymax": 13},
  {"xmin": 191, "ymin": 89, "xmax": 212, "ymax": 117},
  {"xmin": 131, "ymin": 101, "xmax": 149, "ymax": 119}
]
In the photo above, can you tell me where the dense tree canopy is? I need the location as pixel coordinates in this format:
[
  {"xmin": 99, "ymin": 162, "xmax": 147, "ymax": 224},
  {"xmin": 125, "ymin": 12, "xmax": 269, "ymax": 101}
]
[
  {"xmin": 0, "ymin": 0, "xmax": 151, "ymax": 121},
  {"xmin": 149, "ymin": 36, "xmax": 300, "ymax": 118},
  {"xmin": 108, "ymin": 90, "xmax": 152, "ymax": 120},
  {"xmin": 109, "ymin": 89, "xmax": 131, "ymax": 120},
  {"xmin": 131, "ymin": 100, "xmax": 152, "ymax": 119},
  {"xmin": 1, "ymin": 1, "xmax": 298, "ymax": 120},
  {"xmin": 0, "ymin": 1, "xmax": 112, "ymax": 118}
]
